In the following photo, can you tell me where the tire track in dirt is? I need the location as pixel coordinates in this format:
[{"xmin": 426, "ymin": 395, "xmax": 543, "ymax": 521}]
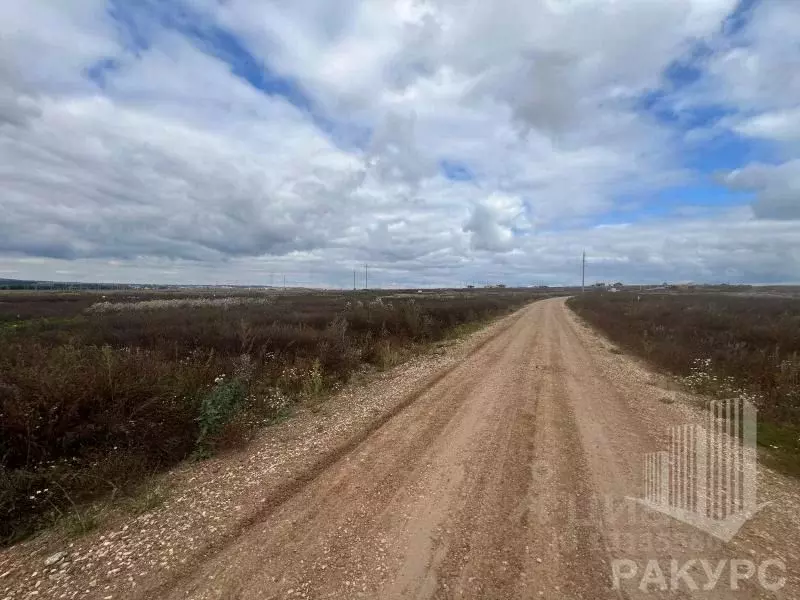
[
  {"xmin": 508, "ymin": 303, "xmax": 621, "ymax": 599},
  {"xmin": 401, "ymin": 310, "xmax": 546, "ymax": 599},
  {"xmin": 139, "ymin": 307, "xmax": 527, "ymax": 597},
  {"xmin": 553, "ymin": 302, "xmax": 787, "ymax": 599}
]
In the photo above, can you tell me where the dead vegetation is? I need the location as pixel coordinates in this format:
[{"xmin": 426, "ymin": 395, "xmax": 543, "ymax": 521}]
[
  {"xmin": 0, "ymin": 288, "xmax": 550, "ymax": 545},
  {"xmin": 568, "ymin": 291, "xmax": 800, "ymax": 473}
]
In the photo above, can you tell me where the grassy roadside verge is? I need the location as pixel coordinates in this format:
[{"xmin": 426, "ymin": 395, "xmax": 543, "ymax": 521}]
[
  {"xmin": 1, "ymin": 290, "xmax": 552, "ymax": 545},
  {"xmin": 567, "ymin": 292, "xmax": 800, "ymax": 477}
]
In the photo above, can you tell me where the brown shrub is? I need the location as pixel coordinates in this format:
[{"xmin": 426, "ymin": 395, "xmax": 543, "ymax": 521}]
[
  {"xmin": 567, "ymin": 292, "xmax": 800, "ymax": 426},
  {"xmin": 1, "ymin": 288, "xmax": 552, "ymax": 543}
]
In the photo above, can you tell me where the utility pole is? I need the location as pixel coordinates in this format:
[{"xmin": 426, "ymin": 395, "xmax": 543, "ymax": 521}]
[
  {"xmin": 581, "ymin": 250, "xmax": 586, "ymax": 294},
  {"xmin": 353, "ymin": 270, "xmax": 357, "ymax": 291},
  {"xmin": 364, "ymin": 264, "xmax": 368, "ymax": 290},
  {"xmin": 283, "ymin": 274, "xmax": 286, "ymax": 290}
]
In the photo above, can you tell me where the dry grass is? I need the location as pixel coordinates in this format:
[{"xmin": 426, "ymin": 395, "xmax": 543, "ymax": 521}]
[
  {"xmin": 1, "ymin": 288, "xmax": 551, "ymax": 544},
  {"xmin": 568, "ymin": 291, "xmax": 800, "ymax": 473}
]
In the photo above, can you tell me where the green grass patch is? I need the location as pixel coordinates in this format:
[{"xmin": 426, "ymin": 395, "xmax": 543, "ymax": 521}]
[{"xmin": 758, "ymin": 422, "xmax": 800, "ymax": 477}]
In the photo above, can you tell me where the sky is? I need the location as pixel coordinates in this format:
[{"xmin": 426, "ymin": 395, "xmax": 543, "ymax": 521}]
[{"xmin": 1, "ymin": 0, "xmax": 799, "ymax": 288}]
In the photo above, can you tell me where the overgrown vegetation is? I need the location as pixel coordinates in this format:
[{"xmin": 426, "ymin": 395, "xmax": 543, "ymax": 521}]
[
  {"xmin": 568, "ymin": 292, "xmax": 800, "ymax": 473},
  {"xmin": 0, "ymin": 288, "xmax": 549, "ymax": 544}
]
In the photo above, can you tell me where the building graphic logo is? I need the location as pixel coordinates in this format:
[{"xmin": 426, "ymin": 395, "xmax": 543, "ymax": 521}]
[{"xmin": 629, "ymin": 398, "xmax": 769, "ymax": 542}]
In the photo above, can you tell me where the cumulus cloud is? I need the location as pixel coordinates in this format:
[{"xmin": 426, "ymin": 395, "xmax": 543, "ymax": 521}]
[
  {"xmin": 0, "ymin": 89, "xmax": 366, "ymax": 261},
  {"xmin": 734, "ymin": 108, "xmax": 800, "ymax": 143},
  {"xmin": 703, "ymin": 0, "xmax": 800, "ymax": 114},
  {"xmin": 1, "ymin": 0, "xmax": 799, "ymax": 285},
  {"xmin": 722, "ymin": 161, "xmax": 800, "ymax": 220},
  {"xmin": 366, "ymin": 110, "xmax": 437, "ymax": 188},
  {"xmin": 690, "ymin": 0, "xmax": 800, "ymax": 221},
  {"xmin": 463, "ymin": 193, "xmax": 524, "ymax": 253}
]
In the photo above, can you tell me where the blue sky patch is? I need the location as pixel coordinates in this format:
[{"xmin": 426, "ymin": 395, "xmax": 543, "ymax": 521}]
[
  {"xmin": 635, "ymin": 0, "xmax": 760, "ymax": 133},
  {"xmin": 440, "ymin": 160, "xmax": 474, "ymax": 182},
  {"xmin": 85, "ymin": 58, "xmax": 121, "ymax": 88},
  {"xmin": 723, "ymin": 0, "xmax": 761, "ymax": 37},
  {"xmin": 684, "ymin": 130, "xmax": 778, "ymax": 173},
  {"xmin": 108, "ymin": 0, "xmax": 152, "ymax": 54},
  {"xmin": 560, "ymin": 182, "xmax": 754, "ymax": 230}
]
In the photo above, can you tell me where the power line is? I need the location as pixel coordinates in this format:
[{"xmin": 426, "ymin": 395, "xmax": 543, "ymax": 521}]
[{"xmin": 582, "ymin": 249, "xmax": 586, "ymax": 294}]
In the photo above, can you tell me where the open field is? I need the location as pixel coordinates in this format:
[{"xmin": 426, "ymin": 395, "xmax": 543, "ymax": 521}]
[
  {"xmin": 4, "ymin": 298, "xmax": 799, "ymax": 599},
  {"xmin": 0, "ymin": 288, "xmax": 553, "ymax": 545},
  {"xmin": 568, "ymin": 291, "xmax": 800, "ymax": 472}
]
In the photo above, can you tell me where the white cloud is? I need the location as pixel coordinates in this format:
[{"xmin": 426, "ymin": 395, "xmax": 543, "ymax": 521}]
[
  {"xmin": 0, "ymin": 68, "xmax": 366, "ymax": 260},
  {"xmin": 722, "ymin": 161, "xmax": 800, "ymax": 220},
  {"xmin": 0, "ymin": 59, "xmax": 41, "ymax": 127},
  {"xmin": 704, "ymin": 0, "xmax": 800, "ymax": 114},
  {"xmin": 735, "ymin": 108, "xmax": 800, "ymax": 142},
  {"xmin": 688, "ymin": 0, "xmax": 800, "ymax": 221},
  {"xmin": 463, "ymin": 193, "xmax": 524, "ymax": 252},
  {"xmin": 1, "ymin": 0, "xmax": 799, "ymax": 286}
]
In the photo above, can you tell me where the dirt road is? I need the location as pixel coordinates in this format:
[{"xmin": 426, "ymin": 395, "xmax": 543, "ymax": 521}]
[
  {"xmin": 3, "ymin": 298, "xmax": 798, "ymax": 599},
  {"xmin": 160, "ymin": 298, "xmax": 797, "ymax": 599}
]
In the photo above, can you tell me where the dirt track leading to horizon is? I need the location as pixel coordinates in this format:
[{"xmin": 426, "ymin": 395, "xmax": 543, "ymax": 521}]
[
  {"xmin": 160, "ymin": 298, "xmax": 799, "ymax": 599},
  {"xmin": 3, "ymin": 298, "xmax": 798, "ymax": 599}
]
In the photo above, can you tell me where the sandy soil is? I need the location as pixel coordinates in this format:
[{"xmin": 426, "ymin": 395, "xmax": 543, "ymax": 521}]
[{"xmin": 2, "ymin": 298, "xmax": 798, "ymax": 599}]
